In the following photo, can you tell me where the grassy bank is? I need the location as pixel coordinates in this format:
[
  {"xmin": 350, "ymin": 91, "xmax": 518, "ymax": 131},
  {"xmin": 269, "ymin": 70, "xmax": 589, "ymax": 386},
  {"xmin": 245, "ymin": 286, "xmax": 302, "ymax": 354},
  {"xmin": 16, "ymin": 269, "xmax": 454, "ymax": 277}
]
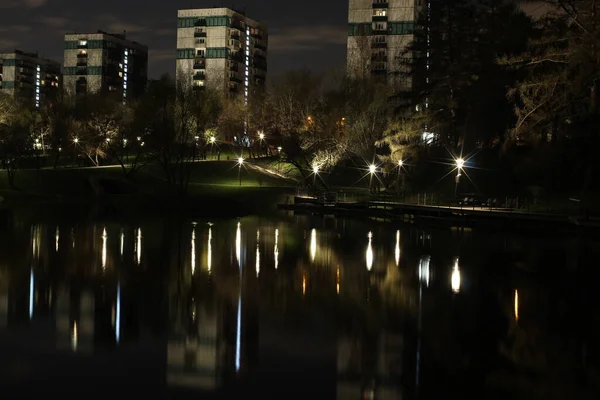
[{"xmin": 0, "ymin": 161, "xmax": 298, "ymax": 218}]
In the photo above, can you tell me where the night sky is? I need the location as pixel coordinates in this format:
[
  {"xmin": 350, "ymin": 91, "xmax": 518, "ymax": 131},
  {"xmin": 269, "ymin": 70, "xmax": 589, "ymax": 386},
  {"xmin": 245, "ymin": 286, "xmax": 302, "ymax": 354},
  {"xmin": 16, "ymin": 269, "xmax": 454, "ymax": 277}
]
[{"xmin": 0, "ymin": 0, "xmax": 349, "ymax": 79}]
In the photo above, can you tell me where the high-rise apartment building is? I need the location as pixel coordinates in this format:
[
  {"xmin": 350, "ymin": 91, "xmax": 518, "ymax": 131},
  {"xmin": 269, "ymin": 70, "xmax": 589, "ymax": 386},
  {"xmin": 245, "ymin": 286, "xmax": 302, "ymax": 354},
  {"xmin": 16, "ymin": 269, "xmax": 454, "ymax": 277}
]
[
  {"xmin": 176, "ymin": 7, "xmax": 268, "ymax": 103},
  {"xmin": 347, "ymin": 0, "xmax": 425, "ymax": 92},
  {"xmin": 0, "ymin": 50, "xmax": 60, "ymax": 108},
  {"xmin": 63, "ymin": 31, "xmax": 148, "ymax": 101}
]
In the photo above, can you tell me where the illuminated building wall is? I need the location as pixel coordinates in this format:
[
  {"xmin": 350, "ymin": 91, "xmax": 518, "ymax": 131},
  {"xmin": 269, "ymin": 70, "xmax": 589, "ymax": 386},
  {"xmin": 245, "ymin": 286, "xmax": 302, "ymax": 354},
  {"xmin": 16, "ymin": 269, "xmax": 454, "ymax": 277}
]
[
  {"xmin": 63, "ymin": 31, "xmax": 148, "ymax": 102},
  {"xmin": 0, "ymin": 50, "xmax": 60, "ymax": 108},
  {"xmin": 176, "ymin": 8, "xmax": 267, "ymax": 142},
  {"xmin": 347, "ymin": 0, "xmax": 425, "ymax": 92}
]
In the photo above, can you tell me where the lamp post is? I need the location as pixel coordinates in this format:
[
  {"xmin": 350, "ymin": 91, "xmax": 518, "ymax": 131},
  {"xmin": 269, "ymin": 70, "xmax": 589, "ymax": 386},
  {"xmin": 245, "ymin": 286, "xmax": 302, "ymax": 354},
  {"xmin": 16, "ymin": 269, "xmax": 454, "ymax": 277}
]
[
  {"xmin": 210, "ymin": 136, "xmax": 216, "ymax": 159},
  {"xmin": 312, "ymin": 165, "xmax": 319, "ymax": 195},
  {"xmin": 397, "ymin": 159, "xmax": 403, "ymax": 194},
  {"xmin": 238, "ymin": 157, "xmax": 244, "ymax": 186},
  {"xmin": 369, "ymin": 164, "xmax": 377, "ymax": 193},
  {"xmin": 455, "ymin": 158, "xmax": 464, "ymax": 198}
]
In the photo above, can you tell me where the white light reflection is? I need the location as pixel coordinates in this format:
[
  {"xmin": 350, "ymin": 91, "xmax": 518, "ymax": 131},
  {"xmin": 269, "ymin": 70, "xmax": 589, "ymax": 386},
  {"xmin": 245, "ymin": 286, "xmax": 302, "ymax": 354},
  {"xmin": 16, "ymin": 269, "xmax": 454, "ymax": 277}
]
[
  {"xmin": 336, "ymin": 266, "xmax": 340, "ymax": 295},
  {"xmin": 235, "ymin": 221, "xmax": 242, "ymax": 373},
  {"xmin": 135, "ymin": 228, "xmax": 142, "ymax": 265},
  {"xmin": 366, "ymin": 232, "xmax": 373, "ymax": 271},
  {"xmin": 514, "ymin": 290, "xmax": 519, "ymax": 322},
  {"xmin": 274, "ymin": 228, "xmax": 279, "ymax": 270},
  {"xmin": 29, "ymin": 268, "xmax": 34, "ymax": 319},
  {"xmin": 71, "ymin": 322, "xmax": 78, "ymax": 351},
  {"xmin": 207, "ymin": 226, "xmax": 212, "ymax": 274},
  {"xmin": 255, "ymin": 230, "xmax": 260, "ymax": 277},
  {"xmin": 115, "ymin": 282, "xmax": 121, "ymax": 343},
  {"xmin": 55, "ymin": 227, "xmax": 59, "ymax": 252},
  {"xmin": 451, "ymin": 258, "xmax": 461, "ymax": 293},
  {"xmin": 235, "ymin": 291, "xmax": 241, "ymax": 372},
  {"xmin": 120, "ymin": 229, "xmax": 124, "ymax": 258},
  {"xmin": 235, "ymin": 222, "xmax": 242, "ymax": 266},
  {"xmin": 395, "ymin": 230, "xmax": 400, "ymax": 266},
  {"xmin": 191, "ymin": 224, "xmax": 196, "ymax": 275},
  {"xmin": 419, "ymin": 256, "xmax": 430, "ymax": 287},
  {"xmin": 101, "ymin": 228, "xmax": 108, "ymax": 269},
  {"xmin": 310, "ymin": 229, "xmax": 317, "ymax": 262}
]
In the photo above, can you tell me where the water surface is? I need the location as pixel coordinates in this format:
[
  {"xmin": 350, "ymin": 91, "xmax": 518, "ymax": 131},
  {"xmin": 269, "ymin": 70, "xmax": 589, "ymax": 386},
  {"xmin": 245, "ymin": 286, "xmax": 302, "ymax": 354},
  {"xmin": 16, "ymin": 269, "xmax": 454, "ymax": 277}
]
[{"xmin": 0, "ymin": 211, "xmax": 598, "ymax": 399}]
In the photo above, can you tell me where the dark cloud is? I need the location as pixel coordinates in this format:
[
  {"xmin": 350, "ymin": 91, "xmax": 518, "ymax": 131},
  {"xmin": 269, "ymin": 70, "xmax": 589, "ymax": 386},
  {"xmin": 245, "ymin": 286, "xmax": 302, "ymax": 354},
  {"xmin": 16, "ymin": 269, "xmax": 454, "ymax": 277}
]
[
  {"xmin": 0, "ymin": 0, "xmax": 48, "ymax": 8},
  {"xmin": 0, "ymin": 0, "xmax": 349, "ymax": 78}
]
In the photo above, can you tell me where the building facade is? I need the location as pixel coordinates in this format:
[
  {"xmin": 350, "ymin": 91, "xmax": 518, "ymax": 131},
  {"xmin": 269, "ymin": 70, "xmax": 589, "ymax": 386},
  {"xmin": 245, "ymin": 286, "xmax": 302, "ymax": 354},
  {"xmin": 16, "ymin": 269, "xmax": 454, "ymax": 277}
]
[
  {"xmin": 63, "ymin": 31, "xmax": 148, "ymax": 102},
  {"xmin": 0, "ymin": 50, "xmax": 60, "ymax": 108},
  {"xmin": 347, "ymin": 0, "xmax": 425, "ymax": 92},
  {"xmin": 176, "ymin": 8, "xmax": 268, "ymax": 103}
]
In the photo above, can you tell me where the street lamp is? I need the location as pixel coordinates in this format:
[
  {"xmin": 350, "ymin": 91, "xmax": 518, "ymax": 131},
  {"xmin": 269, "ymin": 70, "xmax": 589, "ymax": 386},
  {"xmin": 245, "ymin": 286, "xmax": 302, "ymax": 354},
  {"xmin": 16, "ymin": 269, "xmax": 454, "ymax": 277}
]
[
  {"xmin": 210, "ymin": 136, "xmax": 216, "ymax": 144},
  {"xmin": 397, "ymin": 159, "xmax": 404, "ymax": 194},
  {"xmin": 455, "ymin": 158, "xmax": 465, "ymax": 198},
  {"xmin": 73, "ymin": 137, "xmax": 79, "ymax": 144},
  {"xmin": 369, "ymin": 164, "xmax": 377, "ymax": 174},
  {"xmin": 238, "ymin": 157, "xmax": 244, "ymax": 186},
  {"xmin": 259, "ymin": 132, "xmax": 265, "ymax": 140}
]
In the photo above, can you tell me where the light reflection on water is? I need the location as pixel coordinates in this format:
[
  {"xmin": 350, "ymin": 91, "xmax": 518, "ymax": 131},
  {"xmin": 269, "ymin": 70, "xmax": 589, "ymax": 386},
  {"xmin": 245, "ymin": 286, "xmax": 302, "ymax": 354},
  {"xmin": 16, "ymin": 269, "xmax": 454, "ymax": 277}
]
[{"xmin": 0, "ymin": 215, "xmax": 598, "ymax": 399}]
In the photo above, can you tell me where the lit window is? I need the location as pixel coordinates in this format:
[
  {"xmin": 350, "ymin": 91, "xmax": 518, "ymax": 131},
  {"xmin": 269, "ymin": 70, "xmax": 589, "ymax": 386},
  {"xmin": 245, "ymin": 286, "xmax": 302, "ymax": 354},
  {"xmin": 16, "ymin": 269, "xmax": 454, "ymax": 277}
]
[{"xmin": 79, "ymin": 40, "xmax": 87, "ymax": 46}]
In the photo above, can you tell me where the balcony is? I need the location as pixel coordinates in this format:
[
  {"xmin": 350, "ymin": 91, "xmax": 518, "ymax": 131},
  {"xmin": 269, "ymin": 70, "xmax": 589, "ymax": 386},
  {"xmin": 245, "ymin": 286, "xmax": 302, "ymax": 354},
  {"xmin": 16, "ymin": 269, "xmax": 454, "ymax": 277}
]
[
  {"xmin": 193, "ymin": 74, "xmax": 205, "ymax": 81},
  {"xmin": 230, "ymin": 31, "xmax": 240, "ymax": 40},
  {"xmin": 373, "ymin": 1, "xmax": 388, "ymax": 8},
  {"xmin": 254, "ymin": 53, "xmax": 266, "ymax": 61},
  {"xmin": 194, "ymin": 19, "xmax": 207, "ymax": 27},
  {"xmin": 193, "ymin": 62, "xmax": 205, "ymax": 70},
  {"xmin": 229, "ymin": 76, "xmax": 242, "ymax": 84},
  {"xmin": 251, "ymin": 32, "xmax": 263, "ymax": 40},
  {"xmin": 194, "ymin": 30, "xmax": 207, "ymax": 37},
  {"xmin": 76, "ymin": 60, "xmax": 88, "ymax": 67},
  {"xmin": 229, "ymin": 63, "xmax": 239, "ymax": 72},
  {"xmin": 77, "ymin": 53, "xmax": 88, "ymax": 58},
  {"xmin": 372, "ymin": 15, "xmax": 388, "ymax": 22},
  {"xmin": 372, "ymin": 29, "xmax": 387, "ymax": 35},
  {"xmin": 230, "ymin": 52, "xmax": 243, "ymax": 62},
  {"xmin": 231, "ymin": 21, "xmax": 244, "ymax": 31},
  {"xmin": 372, "ymin": 41, "xmax": 387, "ymax": 48},
  {"xmin": 371, "ymin": 55, "xmax": 387, "ymax": 62},
  {"xmin": 255, "ymin": 43, "xmax": 267, "ymax": 52}
]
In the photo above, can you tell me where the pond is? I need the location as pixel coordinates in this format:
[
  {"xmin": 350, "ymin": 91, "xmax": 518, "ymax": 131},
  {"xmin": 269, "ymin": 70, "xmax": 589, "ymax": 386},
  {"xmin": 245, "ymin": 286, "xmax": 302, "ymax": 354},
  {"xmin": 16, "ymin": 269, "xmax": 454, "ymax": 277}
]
[{"xmin": 0, "ymin": 210, "xmax": 598, "ymax": 399}]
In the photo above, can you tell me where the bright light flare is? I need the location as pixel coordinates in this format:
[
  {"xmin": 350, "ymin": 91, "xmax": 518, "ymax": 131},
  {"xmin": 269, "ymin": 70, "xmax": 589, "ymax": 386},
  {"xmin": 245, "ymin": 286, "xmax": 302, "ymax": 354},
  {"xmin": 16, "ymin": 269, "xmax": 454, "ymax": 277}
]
[
  {"xmin": 310, "ymin": 229, "xmax": 317, "ymax": 262},
  {"xmin": 101, "ymin": 228, "xmax": 108, "ymax": 269},
  {"xmin": 258, "ymin": 132, "xmax": 265, "ymax": 140},
  {"xmin": 191, "ymin": 225, "xmax": 196, "ymax": 275},
  {"xmin": 312, "ymin": 165, "xmax": 319, "ymax": 174},
  {"xmin": 274, "ymin": 228, "xmax": 279, "ymax": 270},
  {"xmin": 210, "ymin": 136, "xmax": 216, "ymax": 144},
  {"xmin": 135, "ymin": 228, "xmax": 142, "ymax": 265},
  {"xmin": 395, "ymin": 230, "xmax": 401, "ymax": 266},
  {"xmin": 456, "ymin": 158, "xmax": 465, "ymax": 170},
  {"xmin": 207, "ymin": 226, "xmax": 212, "ymax": 274},
  {"xmin": 369, "ymin": 164, "xmax": 377, "ymax": 174},
  {"xmin": 366, "ymin": 232, "xmax": 373, "ymax": 271},
  {"xmin": 255, "ymin": 230, "xmax": 260, "ymax": 277},
  {"xmin": 238, "ymin": 157, "xmax": 244, "ymax": 165},
  {"xmin": 451, "ymin": 259, "xmax": 461, "ymax": 293},
  {"xmin": 514, "ymin": 290, "xmax": 519, "ymax": 322},
  {"xmin": 236, "ymin": 222, "xmax": 242, "ymax": 269},
  {"xmin": 398, "ymin": 160, "xmax": 403, "ymax": 167}
]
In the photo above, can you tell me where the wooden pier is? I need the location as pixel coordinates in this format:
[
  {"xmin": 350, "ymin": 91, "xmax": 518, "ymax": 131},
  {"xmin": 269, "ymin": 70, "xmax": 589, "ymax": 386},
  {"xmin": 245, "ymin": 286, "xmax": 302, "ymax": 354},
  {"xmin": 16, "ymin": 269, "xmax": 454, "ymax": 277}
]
[{"xmin": 278, "ymin": 196, "xmax": 600, "ymax": 230}]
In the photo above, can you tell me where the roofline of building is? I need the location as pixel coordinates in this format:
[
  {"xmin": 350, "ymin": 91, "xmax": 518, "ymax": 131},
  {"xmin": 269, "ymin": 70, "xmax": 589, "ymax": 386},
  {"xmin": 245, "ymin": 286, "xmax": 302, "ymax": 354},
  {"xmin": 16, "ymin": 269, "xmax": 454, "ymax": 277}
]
[
  {"xmin": 0, "ymin": 49, "xmax": 61, "ymax": 65},
  {"xmin": 64, "ymin": 30, "xmax": 148, "ymax": 50},
  {"xmin": 177, "ymin": 7, "xmax": 265, "ymax": 25}
]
